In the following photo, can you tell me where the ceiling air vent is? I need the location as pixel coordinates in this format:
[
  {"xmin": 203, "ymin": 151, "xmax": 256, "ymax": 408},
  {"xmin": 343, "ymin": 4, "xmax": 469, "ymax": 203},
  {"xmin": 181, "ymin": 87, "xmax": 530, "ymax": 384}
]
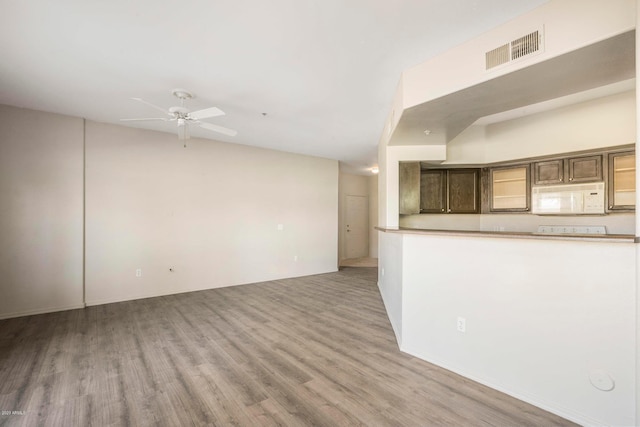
[
  {"xmin": 486, "ymin": 43, "xmax": 510, "ymax": 69},
  {"xmin": 485, "ymin": 29, "xmax": 542, "ymax": 70}
]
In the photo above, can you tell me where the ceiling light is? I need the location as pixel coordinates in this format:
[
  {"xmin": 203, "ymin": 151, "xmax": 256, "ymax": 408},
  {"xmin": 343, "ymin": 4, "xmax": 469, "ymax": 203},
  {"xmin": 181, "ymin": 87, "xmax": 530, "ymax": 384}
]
[{"xmin": 424, "ymin": 129, "xmax": 431, "ymax": 135}]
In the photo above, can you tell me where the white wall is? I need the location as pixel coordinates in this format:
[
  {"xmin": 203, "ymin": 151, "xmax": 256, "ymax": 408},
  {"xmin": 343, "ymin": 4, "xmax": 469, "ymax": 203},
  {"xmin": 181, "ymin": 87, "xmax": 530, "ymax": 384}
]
[
  {"xmin": 0, "ymin": 105, "xmax": 84, "ymax": 319},
  {"xmin": 636, "ymin": 5, "xmax": 640, "ymax": 424},
  {"xmin": 85, "ymin": 121, "xmax": 339, "ymax": 305},
  {"xmin": 399, "ymin": 233, "xmax": 636, "ymax": 427},
  {"xmin": 377, "ymin": 231, "xmax": 403, "ymax": 346},
  {"xmin": 446, "ymin": 90, "xmax": 636, "ymax": 165}
]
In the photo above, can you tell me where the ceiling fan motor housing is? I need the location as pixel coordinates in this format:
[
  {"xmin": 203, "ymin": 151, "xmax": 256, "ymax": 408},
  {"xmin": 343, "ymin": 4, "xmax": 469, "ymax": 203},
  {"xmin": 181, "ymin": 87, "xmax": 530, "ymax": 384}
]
[
  {"xmin": 172, "ymin": 89, "xmax": 193, "ymax": 100},
  {"xmin": 169, "ymin": 106, "xmax": 190, "ymax": 117}
]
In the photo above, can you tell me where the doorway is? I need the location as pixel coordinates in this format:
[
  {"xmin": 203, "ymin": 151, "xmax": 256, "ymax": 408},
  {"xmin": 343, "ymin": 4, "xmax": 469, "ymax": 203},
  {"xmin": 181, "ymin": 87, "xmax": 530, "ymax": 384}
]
[{"xmin": 345, "ymin": 195, "xmax": 369, "ymax": 260}]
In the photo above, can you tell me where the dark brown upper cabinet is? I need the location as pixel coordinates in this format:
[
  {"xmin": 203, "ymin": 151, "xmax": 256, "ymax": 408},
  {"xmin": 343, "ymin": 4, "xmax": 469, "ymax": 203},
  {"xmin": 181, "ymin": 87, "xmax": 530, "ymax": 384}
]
[
  {"xmin": 533, "ymin": 160, "xmax": 564, "ymax": 185},
  {"xmin": 420, "ymin": 170, "xmax": 447, "ymax": 213},
  {"xmin": 447, "ymin": 169, "xmax": 480, "ymax": 213},
  {"xmin": 420, "ymin": 168, "xmax": 479, "ymax": 214},
  {"xmin": 399, "ymin": 162, "xmax": 420, "ymax": 215},
  {"xmin": 568, "ymin": 155, "xmax": 602, "ymax": 183},
  {"xmin": 534, "ymin": 155, "xmax": 602, "ymax": 185}
]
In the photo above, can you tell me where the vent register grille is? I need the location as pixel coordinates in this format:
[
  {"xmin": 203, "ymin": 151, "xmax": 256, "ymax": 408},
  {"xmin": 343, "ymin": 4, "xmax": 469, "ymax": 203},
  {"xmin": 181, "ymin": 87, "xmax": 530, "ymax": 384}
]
[{"xmin": 486, "ymin": 30, "xmax": 541, "ymax": 70}]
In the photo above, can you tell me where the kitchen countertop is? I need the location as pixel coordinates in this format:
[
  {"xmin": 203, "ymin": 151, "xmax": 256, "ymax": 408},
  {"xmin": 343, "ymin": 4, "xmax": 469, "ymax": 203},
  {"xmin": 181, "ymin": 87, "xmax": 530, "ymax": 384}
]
[{"xmin": 375, "ymin": 226, "xmax": 636, "ymax": 243}]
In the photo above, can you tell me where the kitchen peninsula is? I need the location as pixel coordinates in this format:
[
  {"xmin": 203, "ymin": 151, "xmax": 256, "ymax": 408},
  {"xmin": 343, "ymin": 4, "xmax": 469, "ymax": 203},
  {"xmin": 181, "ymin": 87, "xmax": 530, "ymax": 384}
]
[
  {"xmin": 375, "ymin": 1, "xmax": 638, "ymax": 425},
  {"xmin": 377, "ymin": 223, "xmax": 635, "ymax": 427}
]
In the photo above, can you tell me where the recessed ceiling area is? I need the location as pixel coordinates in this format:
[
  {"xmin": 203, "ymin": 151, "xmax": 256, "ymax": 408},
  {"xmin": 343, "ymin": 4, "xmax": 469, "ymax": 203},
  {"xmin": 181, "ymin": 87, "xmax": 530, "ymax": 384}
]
[
  {"xmin": 0, "ymin": 0, "xmax": 551, "ymax": 174},
  {"xmin": 390, "ymin": 30, "xmax": 636, "ymax": 146}
]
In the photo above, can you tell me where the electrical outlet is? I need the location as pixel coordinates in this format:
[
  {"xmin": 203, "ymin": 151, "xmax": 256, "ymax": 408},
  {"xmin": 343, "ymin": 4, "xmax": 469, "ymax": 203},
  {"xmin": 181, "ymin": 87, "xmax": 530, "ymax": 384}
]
[
  {"xmin": 277, "ymin": 224, "xmax": 284, "ymax": 231},
  {"xmin": 457, "ymin": 316, "xmax": 466, "ymax": 333},
  {"xmin": 293, "ymin": 255, "xmax": 298, "ymax": 262},
  {"xmin": 136, "ymin": 268, "xmax": 142, "ymax": 277},
  {"xmin": 381, "ymin": 268, "xmax": 385, "ymax": 276}
]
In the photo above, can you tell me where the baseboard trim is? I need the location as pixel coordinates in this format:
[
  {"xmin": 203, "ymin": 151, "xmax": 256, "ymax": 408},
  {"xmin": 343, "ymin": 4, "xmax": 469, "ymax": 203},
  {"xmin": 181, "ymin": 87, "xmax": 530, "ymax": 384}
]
[
  {"xmin": 0, "ymin": 303, "xmax": 86, "ymax": 320},
  {"xmin": 85, "ymin": 270, "xmax": 340, "ymax": 307},
  {"xmin": 85, "ymin": 286, "xmax": 217, "ymax": 307}
]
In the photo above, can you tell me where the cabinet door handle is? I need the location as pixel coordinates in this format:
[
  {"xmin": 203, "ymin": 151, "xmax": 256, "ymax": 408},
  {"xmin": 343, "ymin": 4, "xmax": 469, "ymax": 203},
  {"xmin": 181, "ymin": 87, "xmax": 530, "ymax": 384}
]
[
  {"xmin": 447, "ymin": 209, "xmax": 451, "ymax": 213},
  {"xmin": 569, "ymin": 177, "xmax": 573, "ymax": 181},
  {"xmin": 441, "ymin": 208, "xmax": 445, "ymax": 212},
  {"xmin": 609, "ymin": 205, "xmax": 613, "ymax": 209}
]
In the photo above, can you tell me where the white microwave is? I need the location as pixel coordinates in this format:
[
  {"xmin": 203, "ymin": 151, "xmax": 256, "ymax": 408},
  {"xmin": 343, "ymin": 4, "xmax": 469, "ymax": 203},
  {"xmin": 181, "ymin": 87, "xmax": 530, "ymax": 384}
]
[{"xmin": 531, "ymin": 182, "xmax": 605, "ymax": 215}]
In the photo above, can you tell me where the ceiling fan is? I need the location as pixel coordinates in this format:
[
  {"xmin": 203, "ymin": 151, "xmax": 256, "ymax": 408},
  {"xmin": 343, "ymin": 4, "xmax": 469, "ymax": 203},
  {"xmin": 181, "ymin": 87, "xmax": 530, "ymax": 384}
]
[{"xmin": 121, "ymin": 89, "xmax": 237, "ymax": 143}]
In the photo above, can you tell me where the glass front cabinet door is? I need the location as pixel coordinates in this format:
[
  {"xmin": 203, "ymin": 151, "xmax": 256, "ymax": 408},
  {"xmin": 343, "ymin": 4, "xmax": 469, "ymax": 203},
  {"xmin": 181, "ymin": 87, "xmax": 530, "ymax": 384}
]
[
  {"xmin": 608, "ymin": 152, "xmax": 636, "ymax": 211},
  {"xmin": 490, "ymin": 165, "xmax": 530, "ymax": 212}
]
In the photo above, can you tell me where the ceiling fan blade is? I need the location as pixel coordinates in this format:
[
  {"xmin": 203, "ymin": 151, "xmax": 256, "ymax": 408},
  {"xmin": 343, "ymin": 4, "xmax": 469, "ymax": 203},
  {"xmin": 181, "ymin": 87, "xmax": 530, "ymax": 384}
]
[
  {"xmin": 120, "ymin": 117, "xmax": 169, "ymax": 122},
  {"xmin": 131, "ymin": 97, "xmax": 171, "ymax": 116},
  {"xmin": 189, "ymin": 107, "xmax": 225, "ymax": 120},
  {"xmin": 199, "ymin": 122, "xmax": 237, "ymax": 136}
]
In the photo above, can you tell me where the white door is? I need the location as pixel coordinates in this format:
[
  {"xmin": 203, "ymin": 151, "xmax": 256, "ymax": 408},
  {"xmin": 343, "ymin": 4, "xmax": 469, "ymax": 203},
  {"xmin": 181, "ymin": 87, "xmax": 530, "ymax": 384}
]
[{"xmin": 345, "ymin": 195, "xmax": 368, "ymax": 259}]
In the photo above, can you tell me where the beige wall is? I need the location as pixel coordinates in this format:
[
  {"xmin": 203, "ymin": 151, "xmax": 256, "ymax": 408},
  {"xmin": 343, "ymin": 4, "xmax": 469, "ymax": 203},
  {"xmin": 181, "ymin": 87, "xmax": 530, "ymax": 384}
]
[
  {"xmin": 0, "ymin": 105, "xmax": 84, "ymax": 318},
  {"xmin": 85, "ymin": 121, "xmax": 339, "ymax": 305},
  {"xmin": 368, "ymin": 174, "xmax": 379, "ymax": 258},
  {"xmin": 0, "ymin": 104, "xmax": 339, "ymax": 317},
  {"xmin": 445, "ymin": 90, "xmax": 636, "ymax": 164}
]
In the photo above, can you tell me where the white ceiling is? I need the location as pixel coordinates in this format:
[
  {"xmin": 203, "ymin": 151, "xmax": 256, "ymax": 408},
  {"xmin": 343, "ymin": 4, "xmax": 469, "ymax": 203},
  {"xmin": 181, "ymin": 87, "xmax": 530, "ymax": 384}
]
[{"xmin": 0, "ymin": 0, "xmax": 549, "ymax": 174}]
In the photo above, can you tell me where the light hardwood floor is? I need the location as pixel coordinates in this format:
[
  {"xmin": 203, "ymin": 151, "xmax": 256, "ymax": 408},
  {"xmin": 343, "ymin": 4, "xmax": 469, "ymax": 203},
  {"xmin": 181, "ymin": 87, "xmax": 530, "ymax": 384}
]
[
  {"xmin": 0, "ymin": 268, "xmax": 576, "ymax": 426},
  {"xmin": 339, "ymin": 257, "xmax": 378, "ymax": 268}
]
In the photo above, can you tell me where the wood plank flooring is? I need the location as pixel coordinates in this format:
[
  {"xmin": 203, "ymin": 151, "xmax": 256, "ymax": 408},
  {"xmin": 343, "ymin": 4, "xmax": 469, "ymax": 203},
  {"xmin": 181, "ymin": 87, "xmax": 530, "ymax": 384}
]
[{"xmin": 0, "ymin": 267, "xmax": 576, "ymax": 426}]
